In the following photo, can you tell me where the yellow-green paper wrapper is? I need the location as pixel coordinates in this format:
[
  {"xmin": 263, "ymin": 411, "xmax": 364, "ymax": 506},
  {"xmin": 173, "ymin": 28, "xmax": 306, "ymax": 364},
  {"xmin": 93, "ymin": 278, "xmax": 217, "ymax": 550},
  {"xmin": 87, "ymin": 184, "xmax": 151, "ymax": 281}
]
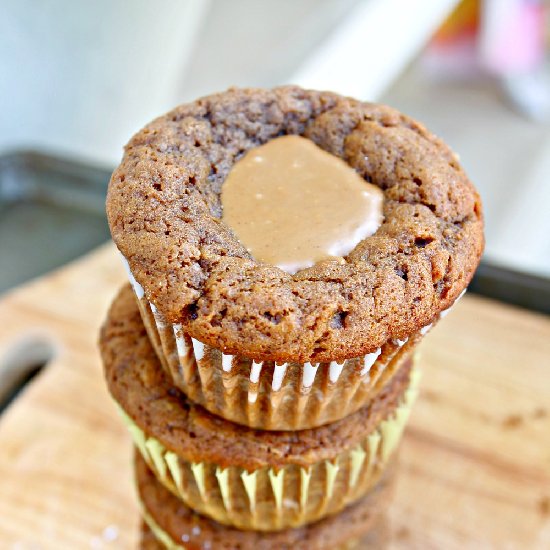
[{"xmin": 120, "ymin": 367, "xmax": 419, "ymax": 531}]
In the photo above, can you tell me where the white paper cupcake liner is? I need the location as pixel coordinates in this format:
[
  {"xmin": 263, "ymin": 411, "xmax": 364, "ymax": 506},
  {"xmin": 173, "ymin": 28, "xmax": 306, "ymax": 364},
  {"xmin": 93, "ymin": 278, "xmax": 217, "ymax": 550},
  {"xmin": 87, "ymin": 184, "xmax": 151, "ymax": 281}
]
[{"xmin": 122, "ymin": 257, "xmax": 460, "ymax": 430}]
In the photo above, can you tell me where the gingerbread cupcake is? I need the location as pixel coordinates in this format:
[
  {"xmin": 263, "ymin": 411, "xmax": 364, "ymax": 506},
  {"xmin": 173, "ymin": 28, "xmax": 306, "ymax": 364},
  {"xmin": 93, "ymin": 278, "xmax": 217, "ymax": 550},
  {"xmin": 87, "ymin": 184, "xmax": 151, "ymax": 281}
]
[
  {"xmin": 136, "ymin": 452, "xmax": 394, "ymax": 549},
  {"xmin": 107, "ymin": 86, "xmax": 483, "ymax": 430},
  {"xmin": 101, "ymin": 285, "xmax": 418, "ymax": 531}
]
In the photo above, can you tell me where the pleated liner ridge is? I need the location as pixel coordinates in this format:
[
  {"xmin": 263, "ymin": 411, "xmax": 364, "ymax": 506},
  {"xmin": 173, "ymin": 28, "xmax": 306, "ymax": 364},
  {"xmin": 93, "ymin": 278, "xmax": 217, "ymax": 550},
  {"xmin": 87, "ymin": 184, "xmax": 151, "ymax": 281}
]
[{"xmin": 118, "ymin": 367, "xmax": 420, "ymax": 532}]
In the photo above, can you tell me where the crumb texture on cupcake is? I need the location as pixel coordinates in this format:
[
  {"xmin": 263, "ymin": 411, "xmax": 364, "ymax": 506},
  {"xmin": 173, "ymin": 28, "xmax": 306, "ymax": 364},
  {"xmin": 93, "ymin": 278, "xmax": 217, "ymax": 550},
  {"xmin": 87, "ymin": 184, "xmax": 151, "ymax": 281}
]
[{"xmin": 107, "ymin": 86, "xmax": 483, "ymax": 362}]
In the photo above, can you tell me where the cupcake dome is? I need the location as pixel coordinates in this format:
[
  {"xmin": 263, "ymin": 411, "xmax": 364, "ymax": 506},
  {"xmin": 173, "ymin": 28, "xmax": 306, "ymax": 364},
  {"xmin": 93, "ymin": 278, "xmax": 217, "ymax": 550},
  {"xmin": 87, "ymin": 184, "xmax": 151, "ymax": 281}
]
[{"xmin": 107, "ymin": 86, "xmax": 483, "ymax": 364}]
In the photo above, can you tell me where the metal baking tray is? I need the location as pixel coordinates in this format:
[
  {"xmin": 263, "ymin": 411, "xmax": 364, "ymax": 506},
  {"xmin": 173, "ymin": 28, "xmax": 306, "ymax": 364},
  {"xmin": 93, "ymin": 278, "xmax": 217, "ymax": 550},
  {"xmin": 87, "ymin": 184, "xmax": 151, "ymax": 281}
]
[
  {"xmin": 0, "ymin": 150, "xmax": 113, "ymax": 295},
  {"xmin": 469, "ymin": 262, "xmax": 550, "ymax": 315}
]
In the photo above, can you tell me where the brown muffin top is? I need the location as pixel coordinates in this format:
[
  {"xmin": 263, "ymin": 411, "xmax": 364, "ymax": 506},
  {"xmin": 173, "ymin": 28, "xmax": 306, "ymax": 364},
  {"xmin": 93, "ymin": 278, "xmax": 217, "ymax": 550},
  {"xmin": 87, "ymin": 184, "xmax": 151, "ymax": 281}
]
[
  {"xmin": 107, "ymin": 86, "xmax": 483, "ymax": 362},
  {"xmin": 101, "ymin": 285, "xmax": 412, "ymax": 470},
  {"xmin": 136, "ymin": 452, "xmax": 392, "ymax": 550}
]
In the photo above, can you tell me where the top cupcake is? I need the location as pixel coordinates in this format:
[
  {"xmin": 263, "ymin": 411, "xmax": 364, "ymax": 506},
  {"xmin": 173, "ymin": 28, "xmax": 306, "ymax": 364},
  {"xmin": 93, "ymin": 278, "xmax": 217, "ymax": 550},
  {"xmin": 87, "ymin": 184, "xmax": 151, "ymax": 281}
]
[{"xmin": 107, "ymin": 86, "xmax": 483, "ymax": 363}]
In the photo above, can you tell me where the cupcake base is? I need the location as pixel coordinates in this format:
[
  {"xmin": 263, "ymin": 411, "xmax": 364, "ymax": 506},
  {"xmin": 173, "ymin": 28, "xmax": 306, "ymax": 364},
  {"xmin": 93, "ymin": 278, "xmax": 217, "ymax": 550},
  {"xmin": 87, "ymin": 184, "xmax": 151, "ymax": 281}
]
[
  {"xmin": 136, "ymin": 451, "xmax": 395, "ymax": 550},
  {"xmin": 136, "ymin": 287, "xmax": 420, "ymax": 430}
]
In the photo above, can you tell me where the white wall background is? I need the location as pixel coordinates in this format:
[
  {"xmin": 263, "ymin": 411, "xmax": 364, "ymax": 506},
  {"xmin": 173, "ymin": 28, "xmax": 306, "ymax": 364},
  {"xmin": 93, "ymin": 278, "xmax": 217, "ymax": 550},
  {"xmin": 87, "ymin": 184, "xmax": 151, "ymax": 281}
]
[
  {"xmin": 0, "ymin": 0, "xmax": 455, "ymax": 166},
  {"xmin": 0, "ymin": 0, "xmax": 209, "ymax": 167}
]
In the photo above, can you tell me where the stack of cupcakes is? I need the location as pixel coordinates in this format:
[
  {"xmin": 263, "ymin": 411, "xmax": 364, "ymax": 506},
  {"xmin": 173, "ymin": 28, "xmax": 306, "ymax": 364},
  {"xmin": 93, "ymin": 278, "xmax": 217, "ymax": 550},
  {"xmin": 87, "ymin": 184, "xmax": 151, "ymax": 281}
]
[{"xmin": 100, "ymin": 87, "xmax": 483, "ymax": 549}]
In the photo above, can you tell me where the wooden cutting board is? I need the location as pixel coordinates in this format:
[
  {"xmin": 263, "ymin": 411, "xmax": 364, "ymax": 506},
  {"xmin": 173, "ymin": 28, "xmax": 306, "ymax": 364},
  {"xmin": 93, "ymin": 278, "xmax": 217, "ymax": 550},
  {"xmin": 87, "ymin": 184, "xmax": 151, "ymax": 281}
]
[{"xmin": 0, "ymin": 243, "xmax": 549, "ymax": 549}]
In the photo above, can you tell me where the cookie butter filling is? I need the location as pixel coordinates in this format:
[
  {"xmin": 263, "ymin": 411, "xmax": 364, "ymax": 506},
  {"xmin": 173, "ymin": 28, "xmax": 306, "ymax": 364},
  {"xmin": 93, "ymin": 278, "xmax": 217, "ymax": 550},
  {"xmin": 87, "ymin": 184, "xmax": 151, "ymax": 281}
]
[{"xmin": 221, "ymin": 135, "xmax": 384, "ymax": 274}]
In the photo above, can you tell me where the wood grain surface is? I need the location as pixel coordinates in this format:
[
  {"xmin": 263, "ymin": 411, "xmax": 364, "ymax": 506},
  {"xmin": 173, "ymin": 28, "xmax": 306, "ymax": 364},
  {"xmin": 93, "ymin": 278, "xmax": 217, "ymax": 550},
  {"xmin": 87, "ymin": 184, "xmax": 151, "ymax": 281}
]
[{"xmin": 0, "ymin": 243, "xmax": 548, "ymax": 549}]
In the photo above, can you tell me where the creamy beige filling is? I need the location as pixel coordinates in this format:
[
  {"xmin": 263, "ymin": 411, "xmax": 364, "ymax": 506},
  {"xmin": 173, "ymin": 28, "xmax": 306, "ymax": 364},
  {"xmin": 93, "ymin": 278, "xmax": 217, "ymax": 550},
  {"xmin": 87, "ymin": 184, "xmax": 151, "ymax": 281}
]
[{"xmin": 221, "ymin": 135, "xmax": 384, "ymax": 274}]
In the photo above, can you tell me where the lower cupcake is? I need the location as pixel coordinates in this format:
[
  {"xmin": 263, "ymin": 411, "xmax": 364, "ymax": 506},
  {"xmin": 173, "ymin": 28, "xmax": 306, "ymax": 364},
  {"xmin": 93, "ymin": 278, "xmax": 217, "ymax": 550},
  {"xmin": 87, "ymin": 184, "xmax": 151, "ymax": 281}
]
[
  {"xmin": 136, "ymin": 451, "xmax": 395, "ymax": 550},
  {"xmin": 101, "ymin": 286, "xmax": 419, "ymax": 531}
]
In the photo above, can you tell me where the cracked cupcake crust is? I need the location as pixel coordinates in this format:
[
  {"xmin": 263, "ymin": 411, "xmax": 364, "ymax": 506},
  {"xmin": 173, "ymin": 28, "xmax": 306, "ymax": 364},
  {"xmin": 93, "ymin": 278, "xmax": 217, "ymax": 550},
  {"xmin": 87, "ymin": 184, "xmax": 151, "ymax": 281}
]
[{"xmin": 107, "ymin": 86, "xmax": 483, "ymax": 363}]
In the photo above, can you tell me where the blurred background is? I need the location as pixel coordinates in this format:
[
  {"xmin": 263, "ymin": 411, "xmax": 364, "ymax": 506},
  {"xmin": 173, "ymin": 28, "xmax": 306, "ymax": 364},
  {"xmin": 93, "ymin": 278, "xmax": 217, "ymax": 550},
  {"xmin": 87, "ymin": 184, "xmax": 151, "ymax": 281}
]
[{"xmin": 1, "ymin": 0, "xmax": 549, "ymax": 311}]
